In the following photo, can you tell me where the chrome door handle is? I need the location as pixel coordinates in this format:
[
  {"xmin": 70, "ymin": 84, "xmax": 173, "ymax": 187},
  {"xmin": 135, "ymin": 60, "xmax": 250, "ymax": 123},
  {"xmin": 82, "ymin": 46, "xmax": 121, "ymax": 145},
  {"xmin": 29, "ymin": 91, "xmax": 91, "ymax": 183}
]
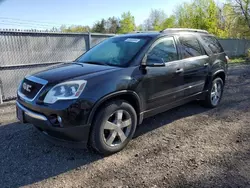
[
  {"xmin": 175, "ymin": 68, "xmax": 184, "ymax": 74},
  {"xmin": 204, "ymin": 63, "xmax": 209, "ymax": 67}
]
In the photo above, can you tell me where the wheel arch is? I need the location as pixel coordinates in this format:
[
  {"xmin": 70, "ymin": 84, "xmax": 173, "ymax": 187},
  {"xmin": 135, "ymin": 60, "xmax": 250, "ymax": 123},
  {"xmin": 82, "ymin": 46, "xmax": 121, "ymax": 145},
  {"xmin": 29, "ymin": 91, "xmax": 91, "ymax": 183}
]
[
  {"xmin": 87, "ymin": 90, "xmax": 142, "ymax": 126},
  {"xmin": 203, "ymin": 70, "xmax": 226, "ymax": 94},
  {"xmin": 212, "ymin": 70, "xmax": 226, "ymax": 83}
]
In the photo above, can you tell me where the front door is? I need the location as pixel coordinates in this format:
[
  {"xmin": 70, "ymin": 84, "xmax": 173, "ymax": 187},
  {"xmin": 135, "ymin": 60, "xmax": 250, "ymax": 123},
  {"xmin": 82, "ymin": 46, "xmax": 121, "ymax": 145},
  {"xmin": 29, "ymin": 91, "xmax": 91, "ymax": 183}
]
[{"xmin": 141, "ymin": 36, "xmax": 185, "ymax": 112}]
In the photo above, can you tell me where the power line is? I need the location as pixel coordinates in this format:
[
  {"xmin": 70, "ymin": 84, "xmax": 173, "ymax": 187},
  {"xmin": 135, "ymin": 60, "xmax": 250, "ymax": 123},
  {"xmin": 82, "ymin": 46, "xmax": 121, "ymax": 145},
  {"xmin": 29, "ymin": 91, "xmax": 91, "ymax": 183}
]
[
  {"xmin": 0, "ymin": 20, "xmax": 63, "ymax": 28},
  {"xmin": 0, "ymin": 17, "xmax": 85, "ymax": 27},
  {"xmin": 0, "ymin": 17, "xmax": 88, "ymax": 30},
  {"xmin": 0, "ymin": 21, "xmax": 59, "ymax": 28},
  {"xmin": 0, "ymin": 22, "xmax": 55, "ymax": 29},
  {"xmin": 0, "ymin": 16, "xmax": 68, "ymax": 26}
]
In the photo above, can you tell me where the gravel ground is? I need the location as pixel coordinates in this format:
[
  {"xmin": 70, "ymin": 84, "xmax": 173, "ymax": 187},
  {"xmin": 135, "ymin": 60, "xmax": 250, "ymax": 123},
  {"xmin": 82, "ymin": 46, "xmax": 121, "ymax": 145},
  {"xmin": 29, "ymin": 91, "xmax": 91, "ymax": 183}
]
[{"xmin": 0, "ymin": 64, "xmax": 250, "ymax": 188}]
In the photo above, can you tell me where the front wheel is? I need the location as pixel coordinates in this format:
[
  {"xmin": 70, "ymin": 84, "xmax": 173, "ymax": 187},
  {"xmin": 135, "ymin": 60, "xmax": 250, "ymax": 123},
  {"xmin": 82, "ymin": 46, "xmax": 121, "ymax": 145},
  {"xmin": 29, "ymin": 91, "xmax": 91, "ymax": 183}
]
[
  {"xmin": 90, "ymin": 100, "xmax": 137, "ymax": 155},
  {"xmin": 202, "ymin": 77, "xmax": 224, "ymax": 108}
]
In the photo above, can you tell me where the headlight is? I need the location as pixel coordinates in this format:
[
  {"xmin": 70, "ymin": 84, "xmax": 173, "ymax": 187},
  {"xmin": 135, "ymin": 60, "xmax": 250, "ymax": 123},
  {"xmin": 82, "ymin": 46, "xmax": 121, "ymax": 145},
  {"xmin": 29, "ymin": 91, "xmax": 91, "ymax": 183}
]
[{"xmin": 44, "ymin": 80, "xmax": 87, "ymax": 104}]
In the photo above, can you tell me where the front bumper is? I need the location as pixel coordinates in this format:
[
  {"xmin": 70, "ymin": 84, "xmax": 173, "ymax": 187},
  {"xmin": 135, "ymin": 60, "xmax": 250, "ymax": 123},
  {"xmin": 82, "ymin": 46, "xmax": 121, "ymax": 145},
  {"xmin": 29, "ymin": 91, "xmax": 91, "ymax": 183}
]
[{"xmin": 16, "ymin": 101, "xmax": 90, "ymax": 148}]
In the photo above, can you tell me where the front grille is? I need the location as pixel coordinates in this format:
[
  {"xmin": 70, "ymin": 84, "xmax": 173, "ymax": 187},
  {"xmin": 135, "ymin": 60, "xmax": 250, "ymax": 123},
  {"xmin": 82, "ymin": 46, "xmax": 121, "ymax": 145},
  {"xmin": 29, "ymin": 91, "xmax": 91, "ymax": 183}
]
[{"xmin": 20, "ymin": 78, "xmax": 44, "ymax": 99}]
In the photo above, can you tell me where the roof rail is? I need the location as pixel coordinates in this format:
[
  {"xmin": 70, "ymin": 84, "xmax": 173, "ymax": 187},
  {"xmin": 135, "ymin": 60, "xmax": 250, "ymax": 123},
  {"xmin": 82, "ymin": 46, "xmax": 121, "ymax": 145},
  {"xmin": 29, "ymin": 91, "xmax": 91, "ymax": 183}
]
[
  {"xmin": 161, "ymin": 28, "xmax": 209, "ymax": 34},
  {"xmin": 128, "ymin": 31, "xmax": 159, "ymax": 34}
]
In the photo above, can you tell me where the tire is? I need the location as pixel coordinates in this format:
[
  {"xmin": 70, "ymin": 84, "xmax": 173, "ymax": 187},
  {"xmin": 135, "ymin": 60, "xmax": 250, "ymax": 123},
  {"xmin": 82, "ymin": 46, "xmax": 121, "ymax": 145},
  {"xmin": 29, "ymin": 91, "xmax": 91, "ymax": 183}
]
[
  {"xmin": 90, "ymin": 100, "xmax": 137, "ymax": 155},
  {"xmin": 202, "ymin": 77, "xmax": 224, "ymax": 108}
]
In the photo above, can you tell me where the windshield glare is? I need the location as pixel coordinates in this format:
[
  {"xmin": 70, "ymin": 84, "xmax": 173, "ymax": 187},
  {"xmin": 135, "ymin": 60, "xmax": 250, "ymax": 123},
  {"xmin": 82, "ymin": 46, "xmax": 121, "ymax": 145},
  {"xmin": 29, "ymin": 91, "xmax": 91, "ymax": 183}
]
[{"xmin": 76, "ymin": 37, "xmax": 149, "ymax": 67}]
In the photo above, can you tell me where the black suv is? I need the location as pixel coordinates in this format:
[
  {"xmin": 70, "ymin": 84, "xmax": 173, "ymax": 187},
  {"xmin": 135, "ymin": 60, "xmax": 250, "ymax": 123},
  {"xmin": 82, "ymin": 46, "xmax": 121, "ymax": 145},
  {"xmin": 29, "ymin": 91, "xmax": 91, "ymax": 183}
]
[{"xmin": 16, "ymin": 29, "xmax": 228, "ymax": 155}]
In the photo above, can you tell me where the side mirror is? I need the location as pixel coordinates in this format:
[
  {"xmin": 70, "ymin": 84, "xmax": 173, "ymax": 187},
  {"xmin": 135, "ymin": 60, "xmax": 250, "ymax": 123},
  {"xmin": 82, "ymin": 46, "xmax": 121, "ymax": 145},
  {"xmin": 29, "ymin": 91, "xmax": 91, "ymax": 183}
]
[{"xmin": 142, "ymin": 55, "xmax": 165, "ymax": 67}]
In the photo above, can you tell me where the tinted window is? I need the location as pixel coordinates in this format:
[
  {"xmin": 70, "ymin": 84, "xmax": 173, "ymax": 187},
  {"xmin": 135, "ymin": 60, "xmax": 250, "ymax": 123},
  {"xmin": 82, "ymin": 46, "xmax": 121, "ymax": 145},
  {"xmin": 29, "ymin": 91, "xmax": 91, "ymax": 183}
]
[
  {"xmin": 179, "ymin": 36, "xmax": 204, "ymax": 58},
  {"xmin": 201, "ymin": 36, "xmax": 224, "ymax": 54},
  {"xmin": 76, "ymin": 37, "xmax": 149, "ymax": 67},
  {"xmin": 147, "ymin": 37, "xmax": 178, "ymax": 63}
]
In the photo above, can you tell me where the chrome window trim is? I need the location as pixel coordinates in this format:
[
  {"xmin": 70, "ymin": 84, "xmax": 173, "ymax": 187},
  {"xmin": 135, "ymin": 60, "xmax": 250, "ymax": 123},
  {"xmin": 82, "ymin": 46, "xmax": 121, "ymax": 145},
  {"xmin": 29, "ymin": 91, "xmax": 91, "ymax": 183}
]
[
  {"xmin": 162, "ymin": 55, "xmax": 209, "ymax": 66},
  {"xmin": 18, "ymin": 76, "xmax": 48, "ymax": 102},
  {"xmin": 184, "ymin": 55, "xmax": 209, "ymax": 61}
]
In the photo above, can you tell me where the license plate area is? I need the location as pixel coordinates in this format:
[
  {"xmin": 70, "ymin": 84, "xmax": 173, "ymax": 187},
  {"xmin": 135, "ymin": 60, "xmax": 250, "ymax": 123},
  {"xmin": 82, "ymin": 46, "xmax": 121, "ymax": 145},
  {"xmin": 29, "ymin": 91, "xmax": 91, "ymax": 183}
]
[{"xmin": 16, "ymin": 106, "xmax": 24, "ymax": 123}]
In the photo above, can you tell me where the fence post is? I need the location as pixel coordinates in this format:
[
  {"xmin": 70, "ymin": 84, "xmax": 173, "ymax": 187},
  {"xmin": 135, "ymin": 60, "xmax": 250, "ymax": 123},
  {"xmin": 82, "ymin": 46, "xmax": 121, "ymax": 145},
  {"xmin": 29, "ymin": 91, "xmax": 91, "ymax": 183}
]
[
  {"xmin": 87, "ymin": 32, "xmax": 92, "ymax": 51},
  {"xmin": 0, "ymin": 79, "xmax": 3, "ymax": 104}
]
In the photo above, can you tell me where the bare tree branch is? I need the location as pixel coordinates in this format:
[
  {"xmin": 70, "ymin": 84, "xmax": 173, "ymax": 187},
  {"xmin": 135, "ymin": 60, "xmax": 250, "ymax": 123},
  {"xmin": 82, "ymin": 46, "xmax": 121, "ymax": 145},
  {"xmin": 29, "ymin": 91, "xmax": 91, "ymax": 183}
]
[{"xmin": 232, "ymin": 0, "xmax": 250, "ymax": 29}]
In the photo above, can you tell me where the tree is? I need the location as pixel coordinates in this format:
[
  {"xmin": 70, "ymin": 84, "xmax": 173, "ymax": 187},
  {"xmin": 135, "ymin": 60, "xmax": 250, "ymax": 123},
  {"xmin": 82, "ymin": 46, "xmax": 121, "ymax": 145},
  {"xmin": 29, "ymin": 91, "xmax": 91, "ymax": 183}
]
[
  {"xmin": 161, "ymin": 15, "xmax": 176, "ymax": 29},
  {"xmin": 136, "ymin": 24, "xmax": 144, "ymax": 31},
  {"xmin": 105, "ymin": 17, "xmax": 120, "ymax": 33},
  {"xmin": 51, "ymin": 27, "xmax": 59, "ymax": 32},
  {"xmin": 225, "ymin": 0, "xmax": 250, "ymax": 37},
  {"xmin": 60, "ymin": 25, "xmax": 90, "ymax": 32},
  {"xmin": 175, "ymin": 0, "xmax": 223, "ymax": 36},
  {"xmin": 175, "ymin": 2, "xmax": 195, "ymax": 28},
  {"xmin": 204, "ymin": 0, "xmax": 219, "ymax": 34},
  {"xmin": 55, "ymin": 0, "xmax": 250, "ymax": 38},
  {"xmin": 92, "ymin": 19, "xmax": 106, "ymax": 33},
  {"xmin": 91, "ymin": 17, "xmax": 120, "ymax": 33},
  {"xmin": 144, "ymin": 9, "xmax": 167, "ymax": 30},
  {"xmin": 230, "ymin": 0, "xmax": 250, "ymax": 29},
  {"xmin": 216, "ymin": 1, "xmax": 250, "ymax": 38},
  {"xmin": 218, "ymin": 3, "xmax": 238, "ymax": 37},
  {"xmin": 118, "ymin": 12, "xmax": 135, "ymax": 33}
]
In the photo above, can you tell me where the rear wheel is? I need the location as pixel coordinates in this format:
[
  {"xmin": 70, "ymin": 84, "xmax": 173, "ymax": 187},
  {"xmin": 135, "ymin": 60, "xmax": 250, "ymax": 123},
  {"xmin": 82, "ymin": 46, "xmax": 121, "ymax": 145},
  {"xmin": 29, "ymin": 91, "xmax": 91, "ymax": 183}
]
[
  {"xmin": 90, "ymin": 100, "xmax": 137, "ymax": 155},
  {"xmin": 202, "ymin": 77, "xmax": 224, "ymax": 108}
]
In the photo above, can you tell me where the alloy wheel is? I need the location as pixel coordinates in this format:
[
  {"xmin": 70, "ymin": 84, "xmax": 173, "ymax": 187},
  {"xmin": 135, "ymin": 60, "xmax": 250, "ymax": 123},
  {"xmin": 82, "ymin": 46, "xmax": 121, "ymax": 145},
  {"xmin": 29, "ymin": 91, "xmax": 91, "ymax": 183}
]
[
  {"xmin": 103, "ymin": 110, "xmax": 132, "ymax": 147},
  {"xmin": 210, "ymin": 80, "xmax": 222, "ymax": 106}
]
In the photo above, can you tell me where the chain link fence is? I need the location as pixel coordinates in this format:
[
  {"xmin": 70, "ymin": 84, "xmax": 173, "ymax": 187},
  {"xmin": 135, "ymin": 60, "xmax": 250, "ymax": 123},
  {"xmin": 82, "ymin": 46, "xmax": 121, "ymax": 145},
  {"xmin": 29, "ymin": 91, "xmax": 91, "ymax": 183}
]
[
  {"xmin": 218, "ymin": 38, "xmax": 250, "ymax": 57},
  {"xmin": 0, "ymin": 30, "xmax": 249, "ymax": 103},
  {"xmin": 0, "ymin": 30, "xmax": 114, "ymax": 102}
]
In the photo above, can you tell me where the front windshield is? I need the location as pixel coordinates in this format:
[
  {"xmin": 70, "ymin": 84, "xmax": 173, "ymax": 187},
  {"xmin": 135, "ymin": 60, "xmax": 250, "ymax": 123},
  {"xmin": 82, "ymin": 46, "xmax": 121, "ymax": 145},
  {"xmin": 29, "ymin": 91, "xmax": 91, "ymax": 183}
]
[{"xmin": 76, "ymin": 36, "xmax": 149, "ymax": 67}]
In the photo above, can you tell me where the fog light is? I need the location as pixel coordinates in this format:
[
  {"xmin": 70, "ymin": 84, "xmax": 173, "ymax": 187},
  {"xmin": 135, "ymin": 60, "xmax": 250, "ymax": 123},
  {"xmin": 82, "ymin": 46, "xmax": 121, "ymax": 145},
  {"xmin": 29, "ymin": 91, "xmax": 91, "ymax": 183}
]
[
  {"xmin": 57, "ymin": 116, "xmax": 62, "ymax": 123},
  {"xmin": 48, "ymin": 115, "xmax": 63, "ymax": 127},
  {"xmin": 57, "ymin": 116, "xmax": 63, "ymax": 127}
]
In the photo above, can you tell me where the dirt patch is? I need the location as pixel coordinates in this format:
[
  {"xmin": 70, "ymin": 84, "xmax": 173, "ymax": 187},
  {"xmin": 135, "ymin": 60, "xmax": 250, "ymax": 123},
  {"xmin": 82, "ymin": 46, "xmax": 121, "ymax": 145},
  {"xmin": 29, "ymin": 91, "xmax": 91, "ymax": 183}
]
[{"xmin": 0, "ymin": 64, "xmax": 250, "ymax": 188}]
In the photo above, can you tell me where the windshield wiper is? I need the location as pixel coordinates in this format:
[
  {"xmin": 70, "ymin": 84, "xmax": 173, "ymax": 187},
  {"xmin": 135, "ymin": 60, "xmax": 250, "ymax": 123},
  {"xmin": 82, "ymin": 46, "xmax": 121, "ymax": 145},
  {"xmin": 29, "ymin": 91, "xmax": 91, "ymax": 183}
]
[
  {"xmin": 105, "ymin": 62, "xmax": 122, "ymax": 67},
  {"xmin": 77, "ymin": 61, "xmax": 108, "ymax": 66}
]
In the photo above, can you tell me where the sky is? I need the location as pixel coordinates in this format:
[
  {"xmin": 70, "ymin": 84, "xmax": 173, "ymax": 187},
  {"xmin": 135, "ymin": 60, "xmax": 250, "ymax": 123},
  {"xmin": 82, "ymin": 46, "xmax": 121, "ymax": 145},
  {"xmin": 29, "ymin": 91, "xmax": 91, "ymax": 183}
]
[{"xmin": 0, "ymin": 0, "xmax": 225, "ymax": 30}]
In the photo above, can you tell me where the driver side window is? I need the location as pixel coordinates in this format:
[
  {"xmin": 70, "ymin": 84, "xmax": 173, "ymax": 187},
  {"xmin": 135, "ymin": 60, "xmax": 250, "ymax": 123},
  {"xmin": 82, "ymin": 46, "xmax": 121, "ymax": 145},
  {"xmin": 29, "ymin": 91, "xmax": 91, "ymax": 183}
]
[{"xmin": 147, "ymin": 37, "xmax": 178, "ymax": 64}]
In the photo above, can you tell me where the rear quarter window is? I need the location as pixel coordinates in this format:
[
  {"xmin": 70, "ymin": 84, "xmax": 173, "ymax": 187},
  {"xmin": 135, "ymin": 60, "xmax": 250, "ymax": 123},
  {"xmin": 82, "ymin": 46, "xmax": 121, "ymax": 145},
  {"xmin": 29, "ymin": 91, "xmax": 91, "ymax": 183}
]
[
  {"xmin": 201, "ymin": 36, "xmax": 224, "ymax": 54},
  {"xmin": 179, "ymin": 35, "xmax": 205, "ymax": 59}
]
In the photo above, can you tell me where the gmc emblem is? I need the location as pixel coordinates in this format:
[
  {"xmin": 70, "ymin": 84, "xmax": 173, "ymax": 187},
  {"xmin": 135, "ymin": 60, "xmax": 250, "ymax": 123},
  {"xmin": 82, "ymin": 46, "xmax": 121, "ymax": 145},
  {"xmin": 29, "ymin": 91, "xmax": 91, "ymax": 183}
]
[{"xmin": 23, "ymin": 82, "xmax": 32, "ymax": 92}]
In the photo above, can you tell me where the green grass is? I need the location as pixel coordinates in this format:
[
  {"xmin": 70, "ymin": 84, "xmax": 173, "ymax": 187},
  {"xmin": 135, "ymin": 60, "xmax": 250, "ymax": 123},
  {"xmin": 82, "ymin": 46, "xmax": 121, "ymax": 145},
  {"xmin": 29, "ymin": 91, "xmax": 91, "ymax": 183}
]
[{"xmin": 229, "ymin": 57, "xmax": 247, "ymax": 64}]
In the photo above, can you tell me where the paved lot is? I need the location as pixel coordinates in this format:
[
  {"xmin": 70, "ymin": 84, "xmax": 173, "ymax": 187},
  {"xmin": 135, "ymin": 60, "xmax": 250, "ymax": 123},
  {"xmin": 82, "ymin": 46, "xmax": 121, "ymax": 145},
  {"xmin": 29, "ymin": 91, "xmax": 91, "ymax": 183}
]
[{"xmin": 0, "ymin": 64, "xmax": 250, "ymax": 188}]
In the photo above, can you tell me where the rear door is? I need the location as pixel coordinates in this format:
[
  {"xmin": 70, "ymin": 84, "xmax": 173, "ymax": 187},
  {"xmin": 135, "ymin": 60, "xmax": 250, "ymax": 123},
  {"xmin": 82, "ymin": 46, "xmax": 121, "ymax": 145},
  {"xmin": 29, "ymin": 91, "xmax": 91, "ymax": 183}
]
[
  {"xmin": 177, "ymin": 34, "xmax": 209, "ymax": 97},
  {"xmin": 200, "ymin": 35, "xmax": 228, "ymax": 73}
]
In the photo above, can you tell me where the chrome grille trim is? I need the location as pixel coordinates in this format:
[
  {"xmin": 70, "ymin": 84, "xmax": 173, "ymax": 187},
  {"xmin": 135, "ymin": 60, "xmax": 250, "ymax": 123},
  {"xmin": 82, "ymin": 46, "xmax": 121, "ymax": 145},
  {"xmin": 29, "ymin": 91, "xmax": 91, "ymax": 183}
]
[{"xmin": 18, "ymin": 76, "xmax": 48, "ymax": 102}]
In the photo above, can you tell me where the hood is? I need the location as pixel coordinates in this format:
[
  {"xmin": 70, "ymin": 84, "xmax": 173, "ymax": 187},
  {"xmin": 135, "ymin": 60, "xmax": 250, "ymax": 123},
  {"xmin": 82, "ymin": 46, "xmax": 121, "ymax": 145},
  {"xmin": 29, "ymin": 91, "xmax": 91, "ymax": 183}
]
[{"xmin": 33, "ymin": 62, "xmax": 117, "ymax": 83}]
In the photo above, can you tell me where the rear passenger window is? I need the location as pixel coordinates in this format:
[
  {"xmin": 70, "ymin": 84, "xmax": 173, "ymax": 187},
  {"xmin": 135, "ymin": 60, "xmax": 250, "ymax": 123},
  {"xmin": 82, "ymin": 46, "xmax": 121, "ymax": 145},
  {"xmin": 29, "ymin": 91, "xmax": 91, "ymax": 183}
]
[
  {"xmin": 201, "ymin": 36, "xmax": 224, "ymax": 54},
  {"xmin": 179, "ymin": 35, "xmax": 204, "ymax": 59}
]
